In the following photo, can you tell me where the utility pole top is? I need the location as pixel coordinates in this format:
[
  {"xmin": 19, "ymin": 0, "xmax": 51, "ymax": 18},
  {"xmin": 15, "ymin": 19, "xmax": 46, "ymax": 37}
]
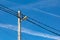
[{"xmin": 18, "ymin": 11, "xmax": 20, "ymax": 14}]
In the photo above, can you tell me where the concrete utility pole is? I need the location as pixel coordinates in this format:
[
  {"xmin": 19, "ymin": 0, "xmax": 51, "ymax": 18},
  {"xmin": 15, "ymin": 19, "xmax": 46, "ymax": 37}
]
[
  {"xmin": 18, "ymin": 10, "xmax": 27, "ymax": 40},
  {"xmin": 18, "ymin": 10, "xmax": 21, "ymax": 40}
]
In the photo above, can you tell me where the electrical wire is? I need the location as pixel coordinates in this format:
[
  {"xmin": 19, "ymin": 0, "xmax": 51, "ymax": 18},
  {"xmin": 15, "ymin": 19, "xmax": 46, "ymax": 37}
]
[
  {"xmin": 27, "ymin": 19, "xmax": 60, "ymax": 36},
  {"xmin": 28, "ymin": 17, "xmax": 60, "ymax": 32},
  {"xmin": 0, "ymin": 4, "xmax": 18, "ymax": 17},
  {"xmin": 21, "ymin": 14, "xmax": 60, "ymax": 33},
  {"xmin": 0, "ymin": 4, "xmax": 60, "ymax": 36}
]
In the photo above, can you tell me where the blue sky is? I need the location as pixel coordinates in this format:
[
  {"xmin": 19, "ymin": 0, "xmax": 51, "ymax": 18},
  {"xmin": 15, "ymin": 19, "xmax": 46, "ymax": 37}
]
[{"xmin": 0, "ymin": 0, "xmax": 60, "ymax": 40}]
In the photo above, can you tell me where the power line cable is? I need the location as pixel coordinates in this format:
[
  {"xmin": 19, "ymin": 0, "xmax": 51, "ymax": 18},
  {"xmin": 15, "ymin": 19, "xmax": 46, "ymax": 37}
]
[
  {"xmin": 21, "ymin": 14, "xmax": 60, "ymax": 32},
  {"xmin": 27, "ymin": 19, "xmax": 60, "ymax": 36},
  {"xmin": 27, "ymin": 16, "xmax": 60, "ymax": 32},
  {"xmin": 0, "ymin": 4, "xmax": 18, "ymax": 17},
  {"xmin": 0, "ymin": 4, "xmax": 60, "ymax": 36}
]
